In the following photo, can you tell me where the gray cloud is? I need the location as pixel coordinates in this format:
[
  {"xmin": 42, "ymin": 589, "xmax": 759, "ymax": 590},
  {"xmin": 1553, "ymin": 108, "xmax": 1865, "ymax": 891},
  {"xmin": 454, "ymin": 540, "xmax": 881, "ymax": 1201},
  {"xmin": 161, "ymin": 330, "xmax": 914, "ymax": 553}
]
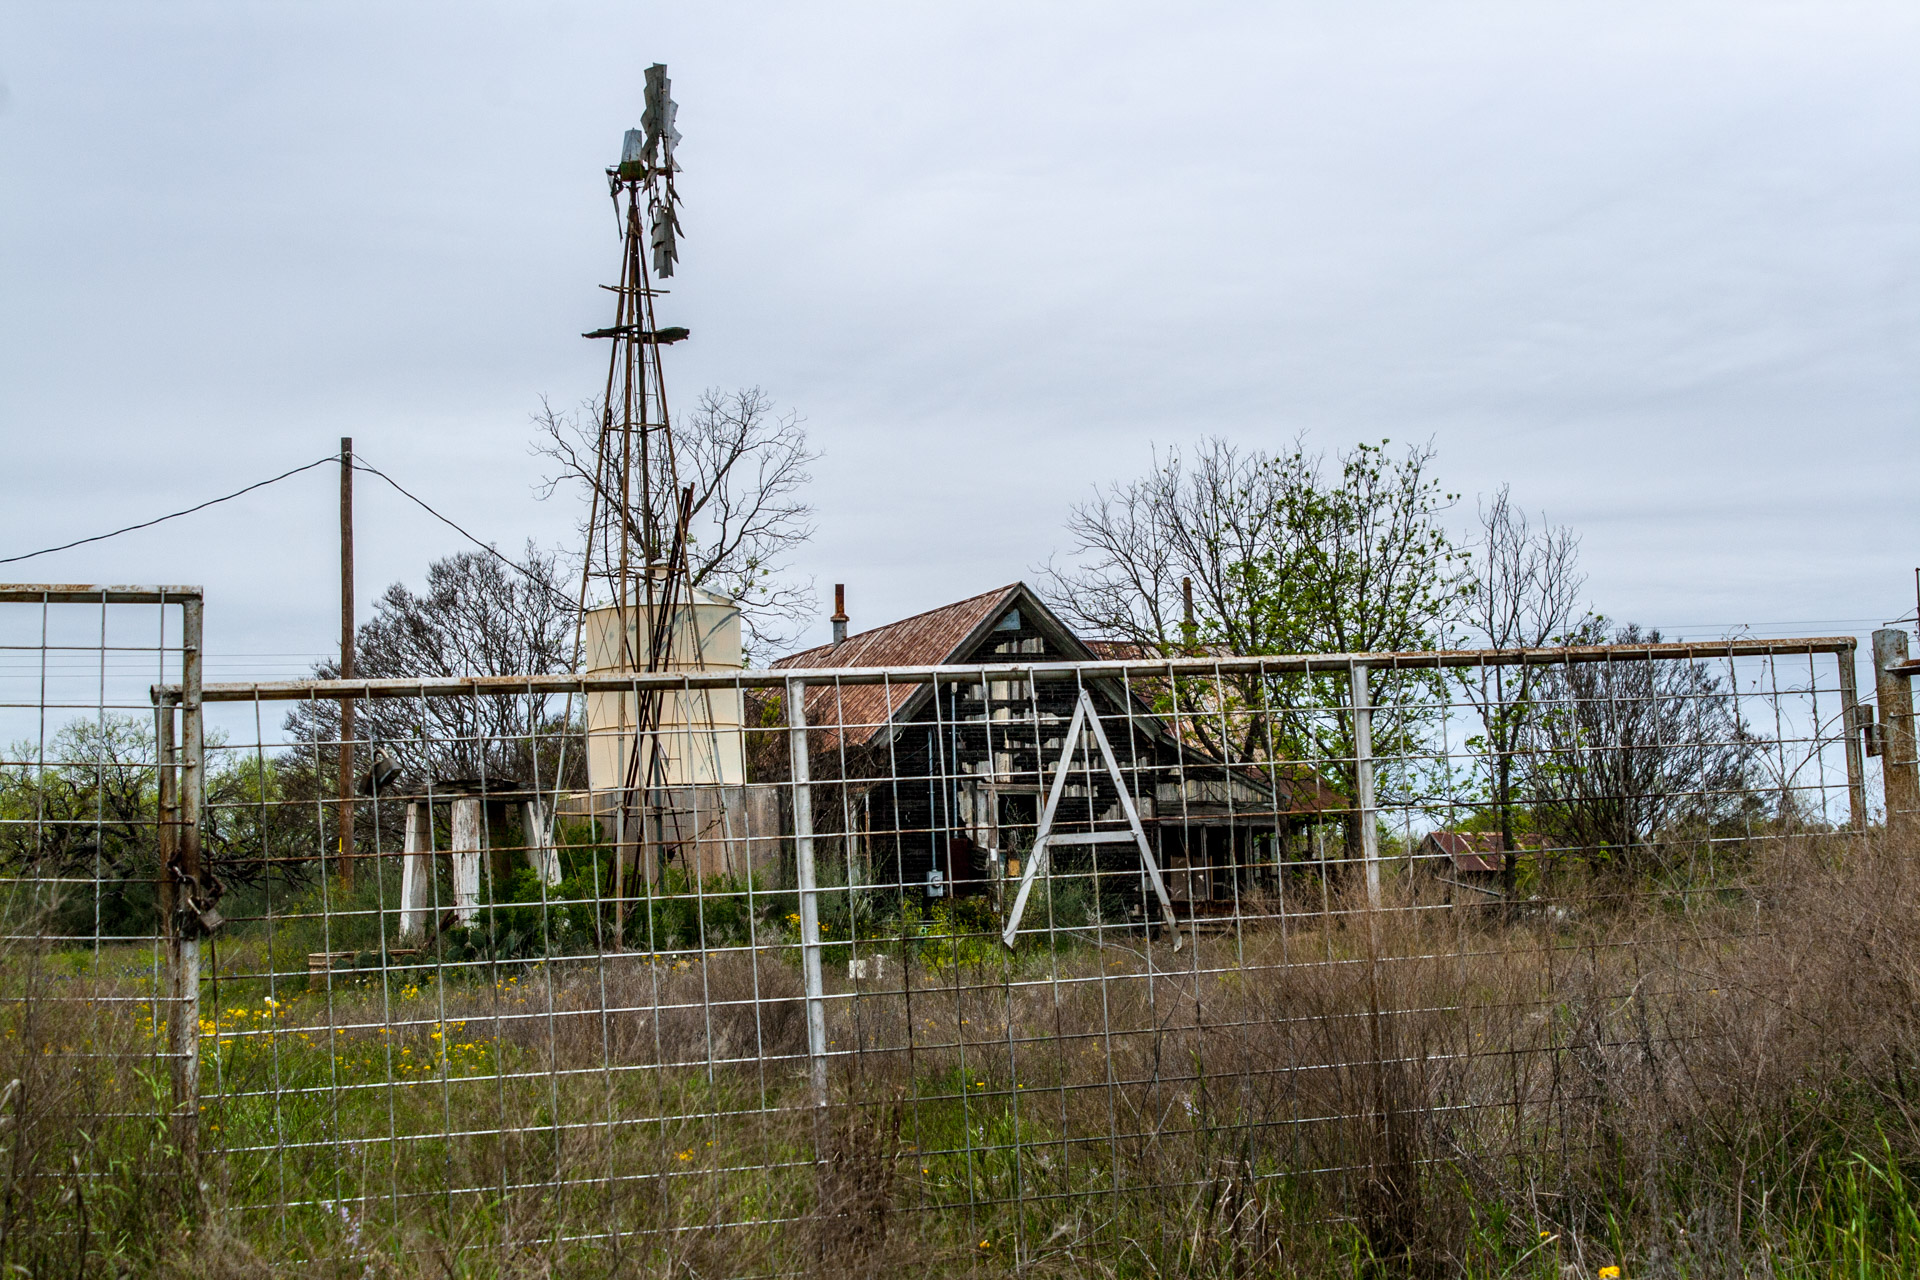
[{"xmin": 1, "ymin": 1, "xmax": 1915, "ymax": 697}]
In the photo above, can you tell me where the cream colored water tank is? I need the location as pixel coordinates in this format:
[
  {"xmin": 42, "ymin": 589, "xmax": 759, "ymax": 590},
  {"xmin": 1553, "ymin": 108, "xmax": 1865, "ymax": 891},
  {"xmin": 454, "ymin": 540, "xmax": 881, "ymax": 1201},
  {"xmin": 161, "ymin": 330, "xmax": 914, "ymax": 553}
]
[{"xmin": 582, "ymin": 583, "xmax": 745, "ymax": 800}]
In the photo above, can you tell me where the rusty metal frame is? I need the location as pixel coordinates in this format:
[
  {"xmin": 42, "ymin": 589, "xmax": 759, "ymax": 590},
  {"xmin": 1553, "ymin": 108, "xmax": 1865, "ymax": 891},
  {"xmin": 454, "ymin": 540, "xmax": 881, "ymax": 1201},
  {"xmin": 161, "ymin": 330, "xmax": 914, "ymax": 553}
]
[{"xmin": 163, "ymin": 635, "xmax": 1860, "ymax": 704}]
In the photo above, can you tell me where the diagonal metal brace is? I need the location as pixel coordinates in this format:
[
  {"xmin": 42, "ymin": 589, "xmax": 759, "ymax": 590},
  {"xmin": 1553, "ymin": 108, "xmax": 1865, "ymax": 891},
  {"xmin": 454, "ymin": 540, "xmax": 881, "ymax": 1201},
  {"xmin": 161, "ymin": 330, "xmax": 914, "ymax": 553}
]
[{"xmin": 1001, "ymin": 688, "xmax": 1183, "ymax": 950}]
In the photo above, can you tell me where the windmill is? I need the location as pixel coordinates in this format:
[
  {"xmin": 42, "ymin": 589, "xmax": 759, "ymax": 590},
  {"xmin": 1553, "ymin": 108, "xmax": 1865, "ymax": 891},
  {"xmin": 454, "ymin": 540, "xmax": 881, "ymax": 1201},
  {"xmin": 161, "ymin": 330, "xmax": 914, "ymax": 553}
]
[{"xmin": 574, "ymin": 63, "xmax": 713, "ymax": 940}]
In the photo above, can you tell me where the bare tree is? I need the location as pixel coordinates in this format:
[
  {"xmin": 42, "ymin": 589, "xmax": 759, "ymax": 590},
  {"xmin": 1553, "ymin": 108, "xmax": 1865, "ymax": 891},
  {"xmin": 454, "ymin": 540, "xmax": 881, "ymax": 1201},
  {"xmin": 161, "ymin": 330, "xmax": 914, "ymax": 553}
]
[
  {"xmin": 1523, "ymin": 622, "xmax": 1764, "ymax": 880},
  {"xmin": 1454, "ymin": 486, "xmax": 1588, "ymax": 901},
  {"xmin": 285, "ymin": 544, "xmax": 582, "ymax": 789},
  {"xmin": 1036, "ymin": 437, "xmax": 1315, "ymax": 663},
  {"xmin": 533, "ymin": 385, "xmax": 820, "ymax": 658}
]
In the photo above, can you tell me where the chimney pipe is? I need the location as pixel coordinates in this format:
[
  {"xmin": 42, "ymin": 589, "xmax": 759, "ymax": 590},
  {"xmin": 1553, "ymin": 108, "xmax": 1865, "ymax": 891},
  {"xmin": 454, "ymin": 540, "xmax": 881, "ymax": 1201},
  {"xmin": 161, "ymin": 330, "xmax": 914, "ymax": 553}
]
[{"xmin": 831, "ymin": 583, "xmax": 848, "ymax": 646}]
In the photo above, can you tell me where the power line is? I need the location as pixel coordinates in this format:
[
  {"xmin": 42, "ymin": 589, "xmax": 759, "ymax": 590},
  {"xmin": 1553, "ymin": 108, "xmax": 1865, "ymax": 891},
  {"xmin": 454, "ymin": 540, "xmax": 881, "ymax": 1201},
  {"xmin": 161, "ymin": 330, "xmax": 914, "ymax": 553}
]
[
  {"xmin": 348, "ymin": 457, "xmax": 576, "ymax": 606},
  {"xmin": 0, "ymin": 447, "xmax": 569, "ymax": 609},
  {"xmin": 0, "ymin": 456, "xmax": 338, "ymax": 566}
]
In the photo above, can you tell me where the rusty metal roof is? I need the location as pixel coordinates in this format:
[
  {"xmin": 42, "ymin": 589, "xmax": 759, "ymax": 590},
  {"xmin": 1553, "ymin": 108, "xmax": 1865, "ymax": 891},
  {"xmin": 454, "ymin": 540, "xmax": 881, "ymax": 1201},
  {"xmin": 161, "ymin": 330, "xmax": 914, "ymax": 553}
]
[
  {"xmin": 1421, "ymin": 830, "xmax": 1544, "ymax": 873},
  {"xmin": 772, "ymin": 584, "xmax": 1022, "ymax": 748},
  {"xmin": 768, "ymin": 586, "xmax": 1344, "ymax": 822}
]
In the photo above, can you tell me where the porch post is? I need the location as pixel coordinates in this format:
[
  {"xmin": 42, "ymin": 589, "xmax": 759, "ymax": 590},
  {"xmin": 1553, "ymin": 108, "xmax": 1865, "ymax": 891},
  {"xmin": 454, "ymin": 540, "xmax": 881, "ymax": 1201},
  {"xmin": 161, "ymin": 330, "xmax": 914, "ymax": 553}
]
[{"xmin": 451, "ymin": 797, "xmax": 482, "ymax": 925}]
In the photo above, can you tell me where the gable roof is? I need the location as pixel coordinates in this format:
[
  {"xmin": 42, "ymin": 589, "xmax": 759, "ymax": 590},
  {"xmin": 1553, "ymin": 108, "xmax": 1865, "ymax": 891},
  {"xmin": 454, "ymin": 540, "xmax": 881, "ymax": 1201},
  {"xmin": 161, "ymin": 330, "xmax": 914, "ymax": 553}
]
[
  {"xmin": 1420, "ymin": 830, "xmax": 1546, "ymax": 873},
  {"xmin": 778, "ymin": 584, "xmax": 1020, "ymax": 672},
  {"xmin": 764, "ymin": 584, "xmax": 1338, "ymax": 820},
  {"xmin": 771, "ymin": 583, "xmax": 1095, "ymax": 750}
]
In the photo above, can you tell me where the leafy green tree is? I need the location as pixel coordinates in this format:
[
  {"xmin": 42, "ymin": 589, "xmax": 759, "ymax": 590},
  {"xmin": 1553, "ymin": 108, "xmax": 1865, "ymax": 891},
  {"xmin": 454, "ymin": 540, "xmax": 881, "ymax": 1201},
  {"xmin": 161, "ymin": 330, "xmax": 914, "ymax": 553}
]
[
  {"xmin": 0, "ymin": 716, "xmax": 314, "ymax": 940},
  {"xmin": 1232, "ymin": 441, "xmax": 1467, "ymax": 860},
  {"xmin": 0, "ymin": 716, "xmax": 158, "ymax": 939},
  {"xmin": 1042, "ymin": 437, "xmax": 1467, "ymax": 864}
]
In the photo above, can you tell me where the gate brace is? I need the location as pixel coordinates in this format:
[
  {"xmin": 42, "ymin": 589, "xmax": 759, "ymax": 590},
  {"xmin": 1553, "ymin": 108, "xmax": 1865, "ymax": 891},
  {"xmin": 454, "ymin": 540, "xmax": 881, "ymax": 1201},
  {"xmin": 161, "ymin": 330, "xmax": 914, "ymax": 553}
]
[{"xmin": 1001, "ymin": 688, "xmax": 1183, "ymax": 951}]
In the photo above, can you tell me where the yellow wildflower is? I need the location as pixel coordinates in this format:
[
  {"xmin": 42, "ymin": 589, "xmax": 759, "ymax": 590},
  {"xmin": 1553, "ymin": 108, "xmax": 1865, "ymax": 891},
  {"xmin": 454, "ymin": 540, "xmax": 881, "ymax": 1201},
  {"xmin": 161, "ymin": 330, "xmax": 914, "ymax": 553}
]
[{"xmin": 1599, "ymin": 1268, "xmax": 1621, "ymax": 1280}]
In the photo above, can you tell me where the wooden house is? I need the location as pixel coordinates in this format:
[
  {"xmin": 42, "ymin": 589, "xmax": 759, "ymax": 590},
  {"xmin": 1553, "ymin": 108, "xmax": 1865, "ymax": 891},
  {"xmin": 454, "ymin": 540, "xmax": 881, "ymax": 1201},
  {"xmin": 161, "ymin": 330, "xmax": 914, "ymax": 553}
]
[{"xmin": 767, "ymin": 583, "xmax": 1339, "ymax": 919}]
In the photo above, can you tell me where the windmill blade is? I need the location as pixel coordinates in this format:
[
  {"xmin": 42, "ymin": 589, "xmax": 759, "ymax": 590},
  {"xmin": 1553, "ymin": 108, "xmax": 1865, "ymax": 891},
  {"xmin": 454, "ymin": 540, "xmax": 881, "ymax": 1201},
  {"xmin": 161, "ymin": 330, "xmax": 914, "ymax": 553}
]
[
  {"xmin": 637, "ymin": 61, "xmax": 684, "ymax": 273},
  {"xmin": 659, "ymin": 98, "xmax": 681, "ymax": 166},
  {"xmin": 642, "ymin": 64, "xmax": 678, "ymax": 166},
  {"xmin": 650, "ymin": 193, "xmax": 681, "ymax": 278}
]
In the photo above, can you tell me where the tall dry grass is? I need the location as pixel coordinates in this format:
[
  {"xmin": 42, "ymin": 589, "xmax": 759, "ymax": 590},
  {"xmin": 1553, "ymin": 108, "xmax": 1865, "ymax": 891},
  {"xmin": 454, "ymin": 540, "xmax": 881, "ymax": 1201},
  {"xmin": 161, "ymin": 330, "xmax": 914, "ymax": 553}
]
[
  {"xmin": 0, "ymin": 942, "xmax": 192, "ymax": 1275},
  {"xmin": 798, "ymin": 832, "xmax": 1920, "ymax": 1276},
  {"xmin": 9, "ymin": 831, "xmax": 1920, "ymax": 1276}
]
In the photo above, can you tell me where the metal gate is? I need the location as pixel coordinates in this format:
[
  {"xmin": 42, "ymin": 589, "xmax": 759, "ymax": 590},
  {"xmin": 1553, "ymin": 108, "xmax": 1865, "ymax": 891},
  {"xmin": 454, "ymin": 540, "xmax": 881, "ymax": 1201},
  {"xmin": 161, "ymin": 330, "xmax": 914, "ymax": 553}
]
[
  {"xmin": 5, "ymin": 581, "xmax": 1898, "ymax": 1273},
  {"xmin": 0, "ymin": 585, "xmax": 203, "ymax": 1228}
]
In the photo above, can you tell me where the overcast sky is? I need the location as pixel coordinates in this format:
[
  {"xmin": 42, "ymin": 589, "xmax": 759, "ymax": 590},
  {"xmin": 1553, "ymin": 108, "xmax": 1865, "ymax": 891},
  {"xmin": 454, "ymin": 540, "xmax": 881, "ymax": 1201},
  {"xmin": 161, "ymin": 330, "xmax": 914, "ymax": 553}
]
[{"xmin": 3, "ymin": 2, "xmax": 1918, "ymax": 686}]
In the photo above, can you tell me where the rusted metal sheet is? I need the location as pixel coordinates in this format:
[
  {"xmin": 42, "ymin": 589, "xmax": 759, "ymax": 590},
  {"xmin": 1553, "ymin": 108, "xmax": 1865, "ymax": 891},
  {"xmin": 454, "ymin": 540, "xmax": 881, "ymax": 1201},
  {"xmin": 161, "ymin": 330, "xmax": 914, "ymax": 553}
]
[
  {"xmin": 0, "ymin": 583, "xmax": 202, "ymax": 605},
  {"xmin": 165, "ymin": 632, "xmax": 1860, "ymax": 705},
  {"xmin": 772, "ymin": 584, "xmax": 1021, "ymax": 747}
]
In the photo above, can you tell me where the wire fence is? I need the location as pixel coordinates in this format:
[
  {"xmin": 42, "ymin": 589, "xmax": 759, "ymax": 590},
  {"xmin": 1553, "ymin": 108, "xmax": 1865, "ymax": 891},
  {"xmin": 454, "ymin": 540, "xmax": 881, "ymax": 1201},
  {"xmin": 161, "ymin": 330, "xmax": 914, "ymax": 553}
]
[{"xmin": 4, "ymin": 583, "xmax": 1907, "ymax": 1273}]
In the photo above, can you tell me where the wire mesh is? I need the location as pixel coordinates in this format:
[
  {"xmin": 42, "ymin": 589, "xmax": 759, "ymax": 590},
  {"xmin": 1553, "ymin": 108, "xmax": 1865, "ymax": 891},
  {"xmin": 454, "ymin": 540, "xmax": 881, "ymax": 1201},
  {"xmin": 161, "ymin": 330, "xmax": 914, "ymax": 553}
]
[
  {"xmin": 0, "ymin": 586, "xmax": 1881, "ymax": 1272},
  {"xmin": 0, "ymin": 586, "xmax": 201, "ymax": 1221}
]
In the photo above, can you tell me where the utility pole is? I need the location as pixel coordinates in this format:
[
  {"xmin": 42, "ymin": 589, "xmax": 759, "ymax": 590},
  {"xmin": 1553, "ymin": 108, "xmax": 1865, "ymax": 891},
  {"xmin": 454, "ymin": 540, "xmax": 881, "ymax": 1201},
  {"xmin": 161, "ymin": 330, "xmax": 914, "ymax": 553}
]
[{"xmin": 338, "ymin": 437, "xmax": 356, "ymax": 890}]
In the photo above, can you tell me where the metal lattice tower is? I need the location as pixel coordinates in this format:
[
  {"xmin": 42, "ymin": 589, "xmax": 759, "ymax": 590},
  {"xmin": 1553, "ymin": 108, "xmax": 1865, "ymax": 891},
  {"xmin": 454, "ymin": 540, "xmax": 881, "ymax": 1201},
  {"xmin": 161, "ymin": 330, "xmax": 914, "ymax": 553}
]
[{"xmin": 578, "ymin": 63, "xmax": 693, "ymax": 934}]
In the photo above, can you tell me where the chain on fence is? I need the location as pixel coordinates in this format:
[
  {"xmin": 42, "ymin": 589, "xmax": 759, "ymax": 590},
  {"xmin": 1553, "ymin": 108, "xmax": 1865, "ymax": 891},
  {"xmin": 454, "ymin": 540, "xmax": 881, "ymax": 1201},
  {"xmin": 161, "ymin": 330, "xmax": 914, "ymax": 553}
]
[{"xmin": 6, "ymin": 583, "xmax": 1913, "ymax": 1272}]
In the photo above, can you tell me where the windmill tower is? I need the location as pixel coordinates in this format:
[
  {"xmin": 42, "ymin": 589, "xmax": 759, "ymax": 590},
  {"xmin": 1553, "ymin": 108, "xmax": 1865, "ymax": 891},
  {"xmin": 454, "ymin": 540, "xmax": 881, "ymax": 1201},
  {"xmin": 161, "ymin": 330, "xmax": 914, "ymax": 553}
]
[{"xmin": 578, "ymin": 65, "xmax": 745, "ymax": 935}]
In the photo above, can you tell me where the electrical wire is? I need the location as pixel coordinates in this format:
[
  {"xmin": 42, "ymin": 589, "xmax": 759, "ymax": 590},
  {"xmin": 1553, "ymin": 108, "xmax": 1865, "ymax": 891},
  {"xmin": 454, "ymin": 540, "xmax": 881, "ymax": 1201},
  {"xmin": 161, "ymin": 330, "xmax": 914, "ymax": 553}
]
[
  {"xmin": 3, "ymin": 449, "xmax": 1909, "ymax": 640},
  {"xmin": 349, "ymin": 457, "xmax": 578, "ymax": 607},
  {"xmin": 0, "ymin": 447, "xmax": 571, "ymax": 608},
  {"xmin": 0, "ymin": 456, "xmax": 338, "ymax": 565}
]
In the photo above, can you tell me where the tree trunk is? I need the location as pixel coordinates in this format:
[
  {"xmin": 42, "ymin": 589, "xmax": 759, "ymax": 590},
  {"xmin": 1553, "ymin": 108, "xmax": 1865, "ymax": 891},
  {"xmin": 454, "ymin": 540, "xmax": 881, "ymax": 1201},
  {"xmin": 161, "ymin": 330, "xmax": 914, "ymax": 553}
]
[{"xmin": 1497, "ymin": 749, "xmax": 1517, "ymax": 919}]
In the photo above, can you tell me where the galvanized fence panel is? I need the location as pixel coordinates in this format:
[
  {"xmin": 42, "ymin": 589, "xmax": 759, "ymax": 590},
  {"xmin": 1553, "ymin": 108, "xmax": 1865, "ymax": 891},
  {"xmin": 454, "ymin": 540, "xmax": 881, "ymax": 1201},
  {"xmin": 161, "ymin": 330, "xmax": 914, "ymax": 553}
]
[
  {"xmin": 2, "ymin": 588, "xmax": 1889, "ymax": 1273},
  {"xmin": 0, "ymin": 586, "xmax": 203, "ymax": 1201}
]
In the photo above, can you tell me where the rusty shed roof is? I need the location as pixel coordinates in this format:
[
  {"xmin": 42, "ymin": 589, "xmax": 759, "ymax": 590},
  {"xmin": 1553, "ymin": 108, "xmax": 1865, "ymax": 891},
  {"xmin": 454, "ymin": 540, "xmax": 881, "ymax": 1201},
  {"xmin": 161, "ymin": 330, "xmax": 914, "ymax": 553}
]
[
  {"xmin": 1420, "ymin": 831, "xmax": 1545, "ymax": 873},
  {"xmin": 772, "ymin": 584, "xmax": 1028, "ymax": 749}
]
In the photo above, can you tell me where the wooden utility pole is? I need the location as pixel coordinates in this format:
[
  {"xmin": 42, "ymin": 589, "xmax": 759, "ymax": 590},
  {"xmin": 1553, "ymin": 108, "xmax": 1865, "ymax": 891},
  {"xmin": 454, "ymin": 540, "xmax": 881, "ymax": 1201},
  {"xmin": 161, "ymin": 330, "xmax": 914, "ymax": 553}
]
[{"xmin": 338, "ymin": 437, "xmax": 356, "ymax": 889}]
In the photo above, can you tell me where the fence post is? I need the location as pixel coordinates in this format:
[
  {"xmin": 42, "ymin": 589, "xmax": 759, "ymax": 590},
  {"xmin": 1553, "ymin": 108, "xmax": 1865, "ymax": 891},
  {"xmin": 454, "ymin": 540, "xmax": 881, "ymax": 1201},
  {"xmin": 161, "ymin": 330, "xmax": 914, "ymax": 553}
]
[
  {"xmin": 785, "ymin": 678, "xmax": 829, "ymax": 1113},
  {"xmin": 1838, "ymin": 645, "xmax": 1868, "ymax": 833},
  {"xmin": 174, "ymin": 593, "xmax": 205, "ymax": 1167},
  {"xmin": 450, "ymin": 797, "xmax": 483, "ymax": 925},
  {"xmin": 1874, "ymin": 629, "xmax": 1919, "ymax": 842},
  {"xmin": 157, "ymin": 695, "xmax": 185, "ymax": 1136},
  {"xmin": 1350, "ymin": 662, "xmax": 1380, "ymax": 911}
]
